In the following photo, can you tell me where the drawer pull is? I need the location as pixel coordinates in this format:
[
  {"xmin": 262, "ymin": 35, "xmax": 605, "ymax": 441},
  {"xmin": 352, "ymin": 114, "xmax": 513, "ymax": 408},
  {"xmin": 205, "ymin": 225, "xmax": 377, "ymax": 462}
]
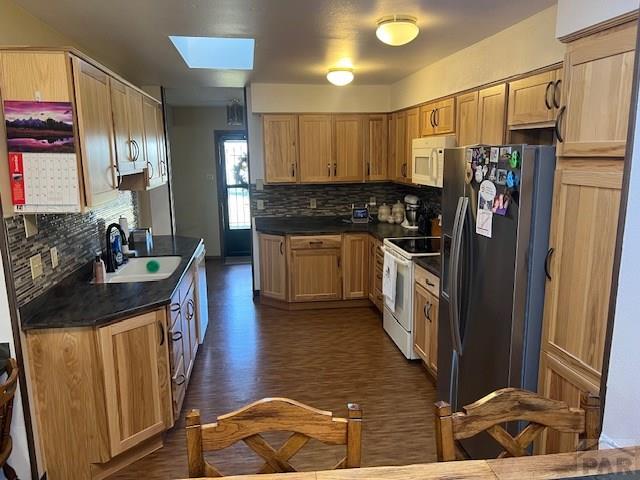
[
  {"xmin": 309, "ymin": 241, "xmax": 324, "ymax": 246},
  {"xmin": 171, "ymin": 331, "xmax": 183, "ymax": 342},
  {"xmin": 173, "ymin": 374, "xmax": 186, "ymax": 386},
  {"xmin": 186, "ymin": 299, "xmax": 195, "ymax": 320},
  {"xmin": 425, "ymin": 279, "xmax": 435, "ymax": 288},
  {"xmin": 170, "ymin": 302, "xmax": 181, "ymax": 313}
]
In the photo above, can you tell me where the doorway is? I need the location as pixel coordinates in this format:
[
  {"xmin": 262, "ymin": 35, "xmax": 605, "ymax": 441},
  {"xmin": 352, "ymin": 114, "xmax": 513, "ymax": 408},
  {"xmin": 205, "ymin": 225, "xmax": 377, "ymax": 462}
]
[{"xmin": 216, "ymin": 132, "xmax": 251, "ymax": 258}]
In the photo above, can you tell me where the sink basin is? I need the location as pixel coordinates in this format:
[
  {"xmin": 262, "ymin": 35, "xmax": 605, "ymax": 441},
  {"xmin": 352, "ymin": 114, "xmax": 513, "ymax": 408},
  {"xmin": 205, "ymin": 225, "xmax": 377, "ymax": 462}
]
[{"xmin": 104, "ymin": 256, "xmax": 182, "ymax": 283}]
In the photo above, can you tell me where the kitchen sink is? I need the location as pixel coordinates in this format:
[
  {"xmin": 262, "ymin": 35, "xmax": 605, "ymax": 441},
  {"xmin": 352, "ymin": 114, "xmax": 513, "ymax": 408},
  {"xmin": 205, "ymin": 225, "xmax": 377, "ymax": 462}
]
[{"xmin": 103, "ymin": 256, "xmax": 182, "ymax": 283}]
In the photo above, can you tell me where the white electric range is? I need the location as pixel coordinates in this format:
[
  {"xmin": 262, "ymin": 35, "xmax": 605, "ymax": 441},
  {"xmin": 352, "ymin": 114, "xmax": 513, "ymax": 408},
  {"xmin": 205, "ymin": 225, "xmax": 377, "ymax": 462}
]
[{"xmin": 382, "ymin": 237, "xmax": 440, "ymax": 359}]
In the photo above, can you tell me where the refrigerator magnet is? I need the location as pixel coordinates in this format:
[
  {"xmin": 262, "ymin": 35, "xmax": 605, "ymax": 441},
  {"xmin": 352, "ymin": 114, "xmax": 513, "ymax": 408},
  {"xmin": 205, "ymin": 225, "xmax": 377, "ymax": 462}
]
[
  {"xmin": 465, "ymin": 163, "xmax": 473, "ymax": 184},
  {"xmin": 509, "ymin": 150, "xmax": 520, "ymax": 168},
  {"xmin": 492, "ymin": 192, "xmax": 510, "ymax": 216},
  {"xmin": 475, "ymin": 166, "xmax": 484, "ymax": 183},
  {"xmin": 465, "ymin": 148, "xmax": 473, "ymax": 163},
  {"xmin": 506, "ymin": 171, "xmax": 520, "ymax": 189},
  {"xmin": 496, "ymin": 169, "xmax": 508, "ymax": 185},
  {"xmin": 476, "ymin": 209, "xmax": 493, "ymax": 238},
  {"xmin": 489, "ymin": 166, "xmax": 497, "ymax": 182},
  {"xmin": 500, "ymin": 146, "xmax": 512, "ymax": 159},
  {"xmin": 478, "ymin": 180, "xmax": 497, "ymax": 210},
  {"xmin": 490, "ymin": 147, "xmax": 499, "ymax": 163}
]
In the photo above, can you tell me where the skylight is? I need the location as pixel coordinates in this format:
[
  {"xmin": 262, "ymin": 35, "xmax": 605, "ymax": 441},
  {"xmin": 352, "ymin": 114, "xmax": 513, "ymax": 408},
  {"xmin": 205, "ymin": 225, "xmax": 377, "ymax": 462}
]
[{"xmin": 169, "ymin": 36, "xmax": 255, "ymax": 70}]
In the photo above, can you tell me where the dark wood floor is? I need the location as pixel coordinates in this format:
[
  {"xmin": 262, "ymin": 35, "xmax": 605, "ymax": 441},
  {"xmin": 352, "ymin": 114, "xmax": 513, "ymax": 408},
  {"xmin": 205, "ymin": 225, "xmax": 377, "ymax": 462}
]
[{"xmin": 109, "ymin": 260, "xmax": 438, "ymax": 479}]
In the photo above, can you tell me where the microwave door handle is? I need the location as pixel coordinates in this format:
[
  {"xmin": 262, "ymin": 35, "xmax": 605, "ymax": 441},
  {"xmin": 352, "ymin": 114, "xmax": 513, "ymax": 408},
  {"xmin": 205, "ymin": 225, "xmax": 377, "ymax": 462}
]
[{"xmin": 448, "ymin": 197, "xmax": 466, "ymax": 355}]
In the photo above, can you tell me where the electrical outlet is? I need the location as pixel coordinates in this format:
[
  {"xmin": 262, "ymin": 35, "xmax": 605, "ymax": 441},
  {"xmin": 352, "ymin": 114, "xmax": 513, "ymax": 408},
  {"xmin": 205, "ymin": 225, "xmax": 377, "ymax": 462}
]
[
  {"xmin": 309, "ymin": 198, "xmax": 317, "ymax": 209},
  {"xmin": 30, "ymin": 254, "xmax": 43, "ymax": 280},
  {"xmin": 369, "ymin": 196, "xmax": 376, "ymax": 206},
  {"xmin": 256, "ymin": 179, "xmax": 264, "ymax": 191},
  {"xmin": 50, "ymin": 247, "xmax": 59, "ymax": 269},
  {"xmin": 206, "ymin": 174, "xmax": 215, "ymax": 181},
  {"xmin": 256, "ymin": 199, "xmax": 265, "ymax": 210}
]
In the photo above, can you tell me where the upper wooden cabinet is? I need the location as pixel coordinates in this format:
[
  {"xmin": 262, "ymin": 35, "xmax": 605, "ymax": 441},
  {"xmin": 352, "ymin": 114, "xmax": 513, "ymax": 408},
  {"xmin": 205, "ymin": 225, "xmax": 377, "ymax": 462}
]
[
  {"xmin": 0, "ymin": 51, "xmax": 70, "ymax": 102},
  {"xmin": 365, "ymin": 114, "xmax": 388, "ymax": 181},
  {"xmin": 259, "ymin": 233, "xmax": 288, "ymax": 301},
  {"xmin": 299, "ymin": 114, "xmax": 333, "ymax": 183},
  {"xmin": 557, "ymin": 21, "xmax": 636, "ymax": 157},
  {"xmin": 342, "ymin": 234, "xmax": 369, "ymax": 299},
  {"xmin": 404, "ymin": 107, "xmax": 420, "ymax": 182},
  {"xmin": 420, "ymin": 98, "xmax": 455, "ymax": 136},
  {"xmin": 72, "ymin": 57, "xmax": 119, "ymax": 207},
  {"xmin": 263, "ymin": 114, "xmax": 298, "ymax": 183},
  {"xmin": 507, "ymin": 69, "xmax": 562, "ymax": 128},
  {"xmin": 477, "ymin": 84, "xmax": 506, "ymax": 144},
  {"xmin": 98, "ymin": 310, "xmax": 168, "ymax": 457},
  {"xmin": 333, "ymin": 114, "xmax": 364, "ymax": 182},
  {"xmin": 390, "ymin": 111, "xmax": 407, "ymax": 181},
  {"xmin": 142, "ymin": 96, "xmax": 165, "ymax": 189},
  {"xmin": 456, "ymin": 91, "xmax": 479, "ymax": 147}
]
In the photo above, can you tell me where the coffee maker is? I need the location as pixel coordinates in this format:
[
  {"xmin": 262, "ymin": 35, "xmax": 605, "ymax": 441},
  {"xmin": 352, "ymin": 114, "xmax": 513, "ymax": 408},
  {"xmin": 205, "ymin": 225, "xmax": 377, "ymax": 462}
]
[{"xmin": 401, "ymin": 194, "xmax": 420, "ymax": 230}]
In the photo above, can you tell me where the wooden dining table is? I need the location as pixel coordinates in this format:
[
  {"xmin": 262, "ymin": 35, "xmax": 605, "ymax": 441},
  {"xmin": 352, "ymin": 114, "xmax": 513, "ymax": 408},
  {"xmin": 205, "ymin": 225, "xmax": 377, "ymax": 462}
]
[{"xmin": 180, "ymin": 446, "xmax": 640, "ymax": 480}]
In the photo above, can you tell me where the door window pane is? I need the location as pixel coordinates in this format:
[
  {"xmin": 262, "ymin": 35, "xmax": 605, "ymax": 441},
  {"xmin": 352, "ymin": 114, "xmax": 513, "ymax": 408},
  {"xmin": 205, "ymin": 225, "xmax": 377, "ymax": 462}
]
[
  {"xmin": 227, "ymin": 187, "xmax": 250, "ymax": 230},
  {"xmin": 223, "ymin": 139, "xmax": 248, "ymax": 186}
]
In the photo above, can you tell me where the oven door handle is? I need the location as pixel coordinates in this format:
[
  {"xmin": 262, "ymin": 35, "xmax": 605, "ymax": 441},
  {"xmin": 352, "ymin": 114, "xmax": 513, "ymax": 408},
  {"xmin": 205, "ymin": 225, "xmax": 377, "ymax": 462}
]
[
  {"xmin": 380, "ymin": 246, "xmax": 412, "ymax": 267},
  {"xmin": 448, "ymin": 196, "xmax": 467, "ymax": 355}
]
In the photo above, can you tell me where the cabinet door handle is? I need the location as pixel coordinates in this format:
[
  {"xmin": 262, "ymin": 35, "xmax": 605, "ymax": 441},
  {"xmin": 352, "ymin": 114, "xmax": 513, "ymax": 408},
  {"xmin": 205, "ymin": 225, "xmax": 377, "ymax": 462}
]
[
  {"xmin": 131, "ymin": 139, "xmax": 140, "ymax": 161},
  {"xmin": 291, "ymin": 163, "xmax": 295, "ymax": 177},
  {"xmin": 160, "ymin": 160, "xmax": 167, "ymax": 177},
  {"xmin": 187, "ymin": 299, "xmax": 195, "ymax": 320},
  {"xmin": 173, "ymin": 374, "xmax": 186, "ymax": 386},
  {"xmin": 367, "ymin": 162, "xmax": 371, "ymax": 176},
  {"xmin": 111, "ymin": 165, "xmax": 121, "ymax": 189},
  {"xmin": 171, "ymin": 331, "xmax": 183, "ymax": 342},
  {"xmin": 158, "ymin": 321, "xmax": 165, "ymax": 346},
  {"xmin": 544, "ymin": 81, "xmax": 553, "ymax": 110},
  {"xmin": 553, "ymin": 79, "xmax": 562, "ymax": 109},
  {"xmin": 147, "ymin": 160, "xmax": 154, "ymax": 180},
  {"xmin": 401, "ymin": 163, "xmax": 407, "ymax": 177},
  {"xmin": 423, "ymin": 303, "xmax": 429, "ymax": 320},
  {"xmin": 545, "ymin": 247, "xmax": 555, "ymax": 281},
  {"xmin": 327, "ymin": 163, "xmax": 331, "ymax": 177},
  {"xmin": 279, "ymin": 241, "xmax": 284, "ymax": 255},
  {"xmin": 333, "ymin": 163, "xmax": 337, "ymax": 176},
  {"xmin": 430, "ymin": 110, "xmax": 435, "ymax": 128},
  {"xmin": 170, "ymin": 302, "xmax": 181, "ymax": 313},
  {"xmin": 435, "ymin": 108, "xmax": 439, "ymax": 127},
  {"xmin": 126, "ymin": 139, "xmax": 135, "ymax": 162},
  {"xmin": 554, "ymin": 106, "xmax": 566, "ymax": 143}
]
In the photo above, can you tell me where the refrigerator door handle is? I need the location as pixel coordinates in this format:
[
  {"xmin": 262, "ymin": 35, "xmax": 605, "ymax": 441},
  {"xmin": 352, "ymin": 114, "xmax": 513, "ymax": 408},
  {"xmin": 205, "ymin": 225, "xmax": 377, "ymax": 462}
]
[{"xmin": 448, "ymin": 196, "xmax": 466, "ymax": 355}]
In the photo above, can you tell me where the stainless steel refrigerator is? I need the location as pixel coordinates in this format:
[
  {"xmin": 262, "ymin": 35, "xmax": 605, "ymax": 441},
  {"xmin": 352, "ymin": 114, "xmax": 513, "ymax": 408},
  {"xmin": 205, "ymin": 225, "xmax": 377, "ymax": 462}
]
[{"xmin": 437, "ymin": 145, "xmax": 556, "ymax": 459}]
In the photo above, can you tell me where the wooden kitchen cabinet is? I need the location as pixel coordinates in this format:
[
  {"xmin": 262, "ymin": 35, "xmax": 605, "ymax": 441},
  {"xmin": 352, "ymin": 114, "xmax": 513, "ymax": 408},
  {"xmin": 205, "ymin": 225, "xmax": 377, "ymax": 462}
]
[
  {"xmin": 72, "ymin": 57, "xmax": 119, "ymax": 207},
  {"xmin": 97, "ymin": 310, "xmax": 168, "ymax": 456},
  {"xmin": 414, "ymin": 266, "xmax": 439, "ymax": 376},
  {"xmin": 110, "ymin": 79, "xmax": 138, "ymax": 175},
  {"xmin": 156, "ymin": 104, "xmax": 169, "ymax": 183},
  {"xmin": 420, "ymin": 98, "xmax": 455, "ymax": 137},
  {"xmin": 368, "ymin": 235, "xmax": 384, "ymax": 311},
  {"xmin": 477, "ymin": 84, "xmax": 507, "ymax": 145},
  {"xmin": 289, "ymin": 235, "xmax": 342, "ymax": 302},
  {"xmin": 263, "ymin": 114, "xmax": 299, "ymax": 183},
  {"xmin": 259, "ymin": 233, "xmax": 288, "ymax": 300},
  {"xmin": 456, "ymin": 91, "xmax": 479, "ymax": 147},
  {"xmin": 299, "ymin": 114, "xmax": 333, "ymax": 182},
  {"xmin": 142, "ymin": 96, "xmax": 166, "ymax": 189},
  {"xmin": 390, "ymin": 111, "xmax": 407, "ymax": 181},
  {"xmin": 365, "ymin": 114, "xmax": 388, "ymax": 181},
  {"xmin": 342, "ymin": 234, "xmax": 369, "ymax": 299},
  {"xmin": 507, "ymin": 69, "xmax": 561, "ymax": 128},
  {"xmin": 333, "ymin": 114, "xmax": 365, "ymax": 182},
  {"xmin": 557, "ymin": 21, "xmax": 636, "ymax": 157},
  {"xmin": 404, "ymin": 107, "xmax": 420, "ymax": 182}
]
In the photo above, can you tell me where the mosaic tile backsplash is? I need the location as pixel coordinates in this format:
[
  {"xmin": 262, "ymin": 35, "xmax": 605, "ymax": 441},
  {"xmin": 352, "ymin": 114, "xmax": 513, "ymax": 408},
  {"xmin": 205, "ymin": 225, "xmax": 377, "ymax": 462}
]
[
  {"xmin": 250, "ymin": 182, "xmax": 441, "ymax": 219},
  {"xmin": 5, "ymin": 191, "xmax": 138, "ymax": 307}
]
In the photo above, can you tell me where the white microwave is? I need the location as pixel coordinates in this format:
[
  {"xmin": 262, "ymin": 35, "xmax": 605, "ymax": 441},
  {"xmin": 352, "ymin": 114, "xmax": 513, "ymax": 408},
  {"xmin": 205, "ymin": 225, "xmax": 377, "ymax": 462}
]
[{"xmin": 411, "ymin": 135, "xmax": 457, "ymax": 187}]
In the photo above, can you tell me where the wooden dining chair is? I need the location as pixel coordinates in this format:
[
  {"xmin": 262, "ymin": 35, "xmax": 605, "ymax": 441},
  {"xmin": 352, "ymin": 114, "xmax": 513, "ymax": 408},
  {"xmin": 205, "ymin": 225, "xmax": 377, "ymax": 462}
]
[
  {"xmin": 185, "ymin": 397, "xmax": 362, "ymax": 477},
  {"xmin": 434, "ymin": 388, "xmax": 600, "ymax": 461},
  {"xmin": 0, "ymin": 359, "xmax": 19, "ymax": 480}
]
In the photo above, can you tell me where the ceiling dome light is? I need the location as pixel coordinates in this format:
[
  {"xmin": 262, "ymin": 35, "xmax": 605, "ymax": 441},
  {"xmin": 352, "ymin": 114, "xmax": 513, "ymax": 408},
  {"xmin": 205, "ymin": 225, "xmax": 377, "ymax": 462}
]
[
  {"xmin": 326, "ymin": 67, "xmax": 354, "ymax": 86},
  {"xmin": 376, "ymin": 15, "xmax": 419, "ymax": 46}
]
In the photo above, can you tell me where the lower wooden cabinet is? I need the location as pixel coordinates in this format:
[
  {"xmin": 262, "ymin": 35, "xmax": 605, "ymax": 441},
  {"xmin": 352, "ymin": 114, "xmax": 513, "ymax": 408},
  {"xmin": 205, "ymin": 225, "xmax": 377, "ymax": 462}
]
[
  {"xmin": 342, "ymin": 234, "xmax": 369, "ymax": 299},
  {"xmin": 290, "ymin": 246, "xmax": 342, "ymax": 302},
  {"xmin": 259, "ymin": 234, "xmax": 288, "ymax": 300},
  {"xmin": 368, "ymin": 236, "xmax": 384, "ymax": 311},
  {"xmin": 97, "ymin": 310, "xmax": 168, "ymax": 456},
  {"xmin": 413, "ymin": 266, "xmax": 439, "ymax": 376}
]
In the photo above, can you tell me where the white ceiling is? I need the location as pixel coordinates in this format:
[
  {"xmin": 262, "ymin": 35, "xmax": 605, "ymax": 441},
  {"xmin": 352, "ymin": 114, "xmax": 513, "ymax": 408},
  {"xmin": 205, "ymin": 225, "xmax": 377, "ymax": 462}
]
[{"xmin": 15, "ymin": 0, "xmax": 556, "ymax": 88}]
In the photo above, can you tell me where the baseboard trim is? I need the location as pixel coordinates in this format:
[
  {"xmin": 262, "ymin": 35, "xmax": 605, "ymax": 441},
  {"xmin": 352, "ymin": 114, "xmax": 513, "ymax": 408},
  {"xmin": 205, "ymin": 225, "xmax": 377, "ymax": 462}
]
[
  {"xmin": 260, "ymin": 296, "xmax": 374, "ymax": 311},
  {"xmin": 90, "ymin": 434, "xmax": 164, "ymax": 480}
]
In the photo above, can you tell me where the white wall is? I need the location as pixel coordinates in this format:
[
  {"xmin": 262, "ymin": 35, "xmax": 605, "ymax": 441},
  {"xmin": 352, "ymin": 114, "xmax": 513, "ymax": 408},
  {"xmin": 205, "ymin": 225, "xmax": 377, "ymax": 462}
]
[
  {"xmin": 601, "ymin": 91, "xmax": 640, "ymax": 449},
  {"xmin": 390, "ymin": 6, "xmax": 564, "ymax": 111},
  {"xmin": 250, "ymin": 83, "xmax": 390, "ymax": 113},
  {"xmin": 0, "ymin": 256, "xmax": 31, "ymax": 479},
  {"xmin": 168, "ymin": 106, "xmax": 244, "ymax": 256},
  {"xmin": 556, "ymin": 0, "xmax": 640, "ymax": 39}
]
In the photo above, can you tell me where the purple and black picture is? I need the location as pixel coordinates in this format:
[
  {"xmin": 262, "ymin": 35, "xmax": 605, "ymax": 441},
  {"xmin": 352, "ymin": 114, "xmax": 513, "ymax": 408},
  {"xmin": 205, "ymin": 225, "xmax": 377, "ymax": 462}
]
[{"xmin": 4, "ymin": 100, "xmax": 75, "ymax": 153}]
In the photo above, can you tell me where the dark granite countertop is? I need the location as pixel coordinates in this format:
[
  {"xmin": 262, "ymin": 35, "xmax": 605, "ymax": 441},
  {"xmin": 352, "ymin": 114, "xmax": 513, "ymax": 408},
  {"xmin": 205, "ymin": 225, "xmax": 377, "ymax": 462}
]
[
  {"xmin": 254, "ymin": 216, "xmax": 427, "ymax": 241},
  {"xmin": 20, "ymin": 236, "xmax": 203, "ymax": 331},
  {"xmin": 415, "ymin": 255, "xmax": 441, "ymax": 278}
]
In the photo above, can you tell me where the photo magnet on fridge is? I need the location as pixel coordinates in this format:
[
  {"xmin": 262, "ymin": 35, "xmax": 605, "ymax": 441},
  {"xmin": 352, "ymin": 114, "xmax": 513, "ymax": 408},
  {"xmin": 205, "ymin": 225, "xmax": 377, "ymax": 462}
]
[
  {"xmin": 490, "ymin": 147, "xmax": 499, "ymax": 163},
  {"xmin": 492, "ymin": 192, "xmax": 510, "ymax": 216},
  {"xmin": 499, "ymin": 146, "xmax": 512, "ymax": 159},
  {"xmin": 496, "ymin": 169, "xmax": 508, "ymax": 185},
  {"xmin": 476, "ymin": 181, "xmax": 495, "ymax": 238}
]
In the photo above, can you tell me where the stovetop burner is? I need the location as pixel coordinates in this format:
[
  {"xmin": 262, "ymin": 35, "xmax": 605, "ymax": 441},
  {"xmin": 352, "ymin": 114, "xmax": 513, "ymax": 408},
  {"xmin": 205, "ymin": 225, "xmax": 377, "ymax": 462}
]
[{"xmin": 387, "ymin": 237, "xmax": 440, "ymax": 255}]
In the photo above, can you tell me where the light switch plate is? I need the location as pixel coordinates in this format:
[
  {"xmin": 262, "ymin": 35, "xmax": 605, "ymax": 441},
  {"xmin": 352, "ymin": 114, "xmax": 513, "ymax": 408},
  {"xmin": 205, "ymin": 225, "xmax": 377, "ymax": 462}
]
[
  {"xmin": 309, "ymin": 198, "xmax": 317, "ymax": 209},
  {"xmin": 50, "ymin": 247, "xmax": 59, "ymax": 269},
  {"xmin": 30, "ymin": 254, "xmax": 43, "ymax": 280},
  {"xmin": 256, "ymin": 199, "xmax": 265, "ymax": 210}
]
